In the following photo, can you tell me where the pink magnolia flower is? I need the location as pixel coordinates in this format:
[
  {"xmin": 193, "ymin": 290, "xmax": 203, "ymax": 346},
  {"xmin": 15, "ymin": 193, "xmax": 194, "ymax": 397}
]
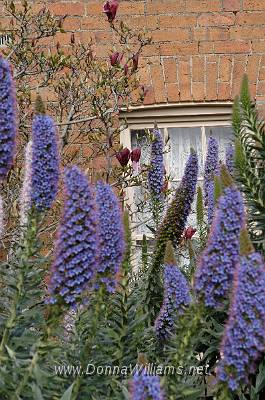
[
  {"xmin": 116, "ymin": 148, "xmax": 130, "ymax": 167},
  {"xmin": 130, "ymin": 148, "xmax": 141, "ymax": 163},
  {"xmin": 184, "ymin": 227, "xmax": 197, "ymax": 240},
  {"xmin": 103, "ymin": 0, "xmax": 119, "ymax": 23},
  {"xmin": 110, "ymin": 52, "xmax": 123, "ymax": 66}
]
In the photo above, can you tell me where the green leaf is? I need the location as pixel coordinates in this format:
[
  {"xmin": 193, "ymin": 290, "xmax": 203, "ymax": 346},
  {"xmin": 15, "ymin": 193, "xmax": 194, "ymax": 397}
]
[
  {"xmin": 31, "ymin": 383, "xmax": 44, "ymax": 400},
  {"xmin": 60, "ymin": 383, "xmax": 75, "ymax": 400}
]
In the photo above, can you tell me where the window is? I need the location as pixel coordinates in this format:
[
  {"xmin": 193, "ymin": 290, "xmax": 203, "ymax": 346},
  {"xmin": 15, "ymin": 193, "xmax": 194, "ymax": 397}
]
[{"xmin": 120, "ymin": 102, "xmax": 233, "ymax": 241}]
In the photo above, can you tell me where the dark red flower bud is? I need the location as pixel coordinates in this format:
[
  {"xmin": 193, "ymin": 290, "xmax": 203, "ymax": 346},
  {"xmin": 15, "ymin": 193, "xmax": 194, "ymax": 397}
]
[
  {"xmin": 124, "ymin": 63, "xmax": 129, "ymax": 76},
  {"xmin": 130, "ymin": 148, "xmax": 141, "ymax": 163},
  {"xmin": 132, "ymin": 52, "xmax": 139, "ymax": 71},
  {"xmin": 184, "ymin": 227, "xmax": 197, "ymax": 240},
  {"xmin": 103, "ymin": 0, "xmax": 119, "ymax": 23},
  {"xmin": 70, "ymin": 33, "xmax": 75, "ymax": 44},
  {"xmin": 110, "ymin": 52, "xmax": 123, "ymax": 66},
  {"xmin": 140, "ymin": 85, "xmax": 148, "ymax": 97},
  {"xmin": 116, "ymin": 148, "xmax": 130, "ymax": 167}
]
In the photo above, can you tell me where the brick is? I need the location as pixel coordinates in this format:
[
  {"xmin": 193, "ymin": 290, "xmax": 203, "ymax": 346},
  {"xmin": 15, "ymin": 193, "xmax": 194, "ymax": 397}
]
[
  {"xmin": 54, "ymin": 32, "xmax": 73, "ymax": 46},
  {"xmin": 186, "ymin": 0, "xmax": 221, "ymax": 12},
  {"xmin": 199, "ymin": 41, "xmax": 215, "ymax": 53},
  {"xmin": 179, "ymin": 60, "xmax": 191, "ymax": 101},
  {"xmin": 208, "ymin": 27, "xmax": 230, "ymax": 41},
  {"xmin": 206, "ymin": 62, "xmax": 218, "ymax": 100},
  {"xmin": 142, "ymin": 45, "xmax": 160, "ymax": 57},
  {"xmin": 166, "ymin": 83, "xmax": 180, "ymax": 102},
  {"xmin": 85, "ymin": 3, "xmax": 102, "ymax": 14},
  {"xmin": 152, "ymin": 29, "xmax": 190, "ymax": 42},
  {"xmin": 246, "ymin": 55, "xmax": 261, "ymax": 82},
  {"xmin": 257, "ymin": 104, "xmax": 265, "ymax": 118},
  {"xmin": 219, "ymin": 55, "xmax": 232, "ymax": 81},
  {"xmin": 150, "ymin": 64, "xmax": 167, "ymax": 103},
  {"xmin": 143, "ymin": 86, "xmax": 156, "ymax": 105},
  {"xmin": 230, "ymin": 27, "xmax": 265, "ymax": 40},
  {"xmin": 62, "ymin": 17, "xmax": 81, "ymax": 31},
  {"xmin": 214, "ymin": 40, "xmax": 251, "ymax": 53},
  {"xmin": 118, "ymin": 2, "xmax": 145, "ymax": 15},
  {"xmin": 236, "ymin": 11, "xmax": 265, "ymax": 24},
  {"xmin": 124, "ymin": 16, "xmax": 158, "ymax": 29},
  {"xmin": 243, "ymin": 1, "xmax": 265, "ymax": 10},
  {"xmin": 257, "ymin": 81, "xmax": 265, "ymax": 95},
  {"xmin": 223, "ymin": 0, "xmax": 241, "ymax": 11},
  {"xmin": 198, "ymin": 13, "xmax": 235, "ymax": 26},
  {"xmin": 232, "ymin": 60, "xmax": 246, "ymax": 96},
  {"xmin": 192, "ymin": 82, "xmax": 205, "ymax": 101},
  {"xmin": 252, "ymin": 40, "xmax": 265, "ymax": 52},
  {"xmin": 138, "ymin": 64, "xmax": 152, "ymax": 86},
  {"xmin": 159, "ymin": 15, "xmax": 197, "ymax": 28},
  {"xmin": 218, "ymin": 82, "xmax": 231, "ymax": 99},
  {"xmin": 259, "ymin": 67, "xmax": 265, "ymax": 80},
  {"xmin": 81, "ymin": 17, "xmax": 110, "ymax": 30},
  {"xmin": 192, "ymin": 56, "xmax": 205, "ymax": 82},
  {"xmin": 193, "ymin": 28, "xmax": 208, "ymax": 41},
  {"xmin": 146, "ymin": 1, "xmax": 186, "ymax": 14},
  {"xmin": 0, "ymin": 17, "xmax": 12, "ymax": 30},
  {"xmin": 163, "ymin": 58, "xmax": 178, "ymax": 83},
  {"xmin": 160, "ymin": 42, "xmax": 198, "ymax": 56},
  {"xmin": 49, "ymin": 2, "xmax": 85, "ymax": 16}
]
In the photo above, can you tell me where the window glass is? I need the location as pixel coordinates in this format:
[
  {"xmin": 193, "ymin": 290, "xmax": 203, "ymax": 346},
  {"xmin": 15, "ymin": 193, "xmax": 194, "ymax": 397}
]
[
  {"xmin": 168, "ymin": 127, "xmax": 202, "ymax": 180},
  {"xmin": 205, "ymin": 126, "xmax": 233, "ymax": 162}
]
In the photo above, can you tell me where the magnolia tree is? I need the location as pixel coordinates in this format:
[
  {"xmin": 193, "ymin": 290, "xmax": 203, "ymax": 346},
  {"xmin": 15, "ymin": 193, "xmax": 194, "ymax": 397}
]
[
  {"xmin": 0, "ymin": 1, "xmax": 265, "ymax": 400},
  {"xmin": 0, "ymin": 0, "xmax": 155, "ymax": 250}
]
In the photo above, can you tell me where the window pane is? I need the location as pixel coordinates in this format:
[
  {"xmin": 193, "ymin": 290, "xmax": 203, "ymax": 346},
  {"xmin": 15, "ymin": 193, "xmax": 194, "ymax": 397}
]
[
  {"xmin": 205, "ymin": 126, "xmax": 233, "ymax": 162},
  {"xmin": 168, "ymin": 127, "xmax": 203, "ymax": 180}
]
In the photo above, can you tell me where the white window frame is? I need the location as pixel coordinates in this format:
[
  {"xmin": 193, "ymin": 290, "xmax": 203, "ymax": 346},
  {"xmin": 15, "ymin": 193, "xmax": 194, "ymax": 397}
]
[{"xmin": 120, "ymin": 102, "xmax": 233, "ymax": 241}]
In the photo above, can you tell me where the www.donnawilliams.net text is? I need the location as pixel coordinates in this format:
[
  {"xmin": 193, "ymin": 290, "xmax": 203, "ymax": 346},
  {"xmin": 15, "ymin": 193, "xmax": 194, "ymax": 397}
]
[{"xmin": 54, "ymin": 363, "xmax": 210, "ymax": 377}]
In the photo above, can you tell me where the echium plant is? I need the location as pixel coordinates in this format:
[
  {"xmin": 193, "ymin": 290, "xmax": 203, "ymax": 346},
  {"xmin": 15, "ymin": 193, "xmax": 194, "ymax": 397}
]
[
  {"xmin": 0, "ymin": 55, "xmax": 17, "ymax": 180},
  {"xmin": 30, "ymin": 97, "xmax": 59, "ymax": 213},
  {"xmin": 47, "ymin": 166, "xmax": 98, "ymax": 307},
  {"xmin": 225, "ymin": 143, "xmax": 234, "ymax": 176},
  {"xmin": 217, "ymin": 230, "xmax": 265, "ymax": 393},
  {"xmin": 203, "ymin": 136, "xmax": 219, "ymax": 224},
  {"xmin": 130, "ymin": 371, "xmax": 164, "ymax": 400},
  {"xmin": 96, "ymin": 181, "xmax": 124, "ymax": 293},
  {"xmin": 148, "ymin": 126, "xmax": 165, "ymax": 227},
  {"xmin": 154, "ymin": 242, "xmax": 191, "ymax": 342},
  {"xmin": 146, "ymin": 149, "xmax": 198, "ymax": 321},
  {"xmin": 195, "ymin": 166, "xmax": 245, "ymax": 308}
]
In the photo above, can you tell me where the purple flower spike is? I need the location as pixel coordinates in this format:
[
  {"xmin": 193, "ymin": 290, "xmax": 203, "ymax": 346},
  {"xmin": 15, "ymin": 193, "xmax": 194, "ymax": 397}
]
[
  {"xmin": 130, "ymin": 371, "xmax": 164, "ymax": 400},
  {"xmin": 155, "ymin": 265, "xmax": 191, "ymax": 341},
  {"xmin": 0, "ymin": 56, "xmax": 17, "ymax": 180},
  {"xmin": 31, "ymin": 113, "xmax": 59, "ymax": 212},
  {"xmin": 203, "ymin": 136, "xmax": 219, "ymax": 208},
  {"xmin": 225, "ymin": 143, "xmax": 234, "ymax": 176},
  {"xmin": 96, "ymin": 181, "xmax": 124, "ymax": 293},
  {"xmin": 217, "ymin": 252, "xmax": 265, "ymax": 391},
  {"xmin": 148, "ymin": 128, "xmax": 164, "ymax": 200},
  {"xmin": 194, "ymin": 184, "xmax": 245, "ymax": 308},
  {"xmin": 207, "ymin": 179, "xmax": 215, "ymax": 225},
  {"xmin": 48, "ymin": 166, "xmax": 98, "ymax": 307}
]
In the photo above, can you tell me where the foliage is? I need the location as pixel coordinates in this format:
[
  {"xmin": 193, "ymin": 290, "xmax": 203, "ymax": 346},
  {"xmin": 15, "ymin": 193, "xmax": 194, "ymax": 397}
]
[{"xmin": 233, "ymin": 76, "xmax": 265, "ymax": 251}]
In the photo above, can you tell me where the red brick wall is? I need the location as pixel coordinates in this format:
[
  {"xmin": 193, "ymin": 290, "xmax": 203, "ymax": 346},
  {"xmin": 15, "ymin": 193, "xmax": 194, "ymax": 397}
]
[{"xmin": 5, "ymin": 1, "xmax": 265, "ymax": 112}]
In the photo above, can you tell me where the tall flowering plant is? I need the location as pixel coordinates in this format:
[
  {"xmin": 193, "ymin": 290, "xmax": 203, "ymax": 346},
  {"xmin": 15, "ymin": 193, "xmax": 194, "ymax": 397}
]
[
  {"xmin": 195, "ymin": 166, "xmax": 245, "ymax": 308},
  {"xmin": 96, "ymin": 181, "xmax": 124, "ymax": 293},
  {"xmin": 0, "ymin": 55, "xmax": 17, "ymax": 180},
  {"xmin": 47, "ymin": 166, "xmax": 98, "ymax": 307},
  {"xmin": 148, "ymin": 127, "xmax": 165, "ymax": 226}
]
